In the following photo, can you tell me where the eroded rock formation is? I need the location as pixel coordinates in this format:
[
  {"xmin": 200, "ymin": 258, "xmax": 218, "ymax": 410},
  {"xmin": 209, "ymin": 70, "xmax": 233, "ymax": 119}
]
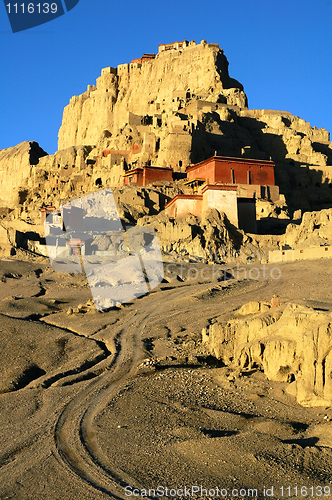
[
  {"xmin": 58, "ymin": 40, "xmax": 247, "ymax": 161},
  {"xmin": 203, "ymin": 301, "xmax": 332, "ymax": 406},
  {"xmin": 138, "ymin": 208, "xmax": 244, "ymax": 258},
  {"xmin": 284, "ymin": 208, "xmax": 332, "ymax": 248},
  {"xmin": 0, "ymin": 141, "xmax": 47, "ymax": 208}
]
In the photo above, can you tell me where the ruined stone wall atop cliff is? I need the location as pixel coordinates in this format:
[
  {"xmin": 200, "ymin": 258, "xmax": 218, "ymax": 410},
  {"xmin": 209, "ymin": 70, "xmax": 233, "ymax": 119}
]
[{"xmin": 57, "ymin": 40, "xmax": 247, "ymax": 151}]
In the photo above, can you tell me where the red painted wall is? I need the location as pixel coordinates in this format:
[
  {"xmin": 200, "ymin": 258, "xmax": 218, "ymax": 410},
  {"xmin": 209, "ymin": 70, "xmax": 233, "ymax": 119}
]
[
  {"xmin": 103, "ymin": 150, "xmax": 129, "ymax": 157},
  {"xmin": 143, "ymin": 167, "xmax": 173, "ymax": 185},
  {"xmin": 131, "ymin": 144, "xmax": 141, "ymax": 155},
  {"xmin": 187, "ymin": 158, "xmax": 275, "ymax": 186},
  {"xmin": 187, "ymin": 161, "xmax": 217, "ymax": 183},
  {"xmin": 141, "ymin": 55, "xmax": 155, "ymax": 63}
]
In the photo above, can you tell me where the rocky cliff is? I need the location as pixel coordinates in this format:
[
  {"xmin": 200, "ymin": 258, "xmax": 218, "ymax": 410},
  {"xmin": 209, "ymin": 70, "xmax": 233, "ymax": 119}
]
[
  {"xmin": 58, "ymin": 40, "xmax": 247, "ymax": 159},
  {"xmin": 1, "ymin": 39, "xmax": 332, "ymax": 234}
]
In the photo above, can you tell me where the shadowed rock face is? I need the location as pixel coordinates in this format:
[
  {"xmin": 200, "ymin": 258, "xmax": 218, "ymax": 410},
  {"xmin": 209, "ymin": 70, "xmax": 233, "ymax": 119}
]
[
  {"xmin": 284, "ymin": 208, "xmax": 332, "ymax": 248},
  {"xmin": 203, "ymin": 301, "xmax": 332, "ymax": 407}
]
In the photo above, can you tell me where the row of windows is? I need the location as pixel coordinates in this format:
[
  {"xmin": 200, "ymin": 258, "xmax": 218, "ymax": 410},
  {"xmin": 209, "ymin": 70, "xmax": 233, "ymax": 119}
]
[{"xmin": 194, "ymin": 169, "xmax": 252, "ymax": 184}]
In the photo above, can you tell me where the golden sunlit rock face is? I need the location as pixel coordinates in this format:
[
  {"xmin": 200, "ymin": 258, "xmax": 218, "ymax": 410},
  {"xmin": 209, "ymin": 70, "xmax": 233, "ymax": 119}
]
[
  {"xmin": 203, "ymin": 301, "xmax": 332, "ymax": 407},
  {"xmin": 1, "ymin": 40, "xmax": 332, "ymax": 222},
  {"xmin": 58, "ymin": 40, "xmax": 247, "ymax": 156}
]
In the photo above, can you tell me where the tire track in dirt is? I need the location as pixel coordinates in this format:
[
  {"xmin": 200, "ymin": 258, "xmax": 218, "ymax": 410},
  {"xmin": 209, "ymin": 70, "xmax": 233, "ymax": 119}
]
[{"xmin": 53, "ymin": 277, "xmax": 271, "ymax": 498}]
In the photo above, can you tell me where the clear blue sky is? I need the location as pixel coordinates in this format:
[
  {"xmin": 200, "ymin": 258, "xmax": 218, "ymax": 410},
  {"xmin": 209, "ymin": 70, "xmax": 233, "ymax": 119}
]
[{"xmin": 1, "ymin": 0, "xmax": 331, "ymax": 155}]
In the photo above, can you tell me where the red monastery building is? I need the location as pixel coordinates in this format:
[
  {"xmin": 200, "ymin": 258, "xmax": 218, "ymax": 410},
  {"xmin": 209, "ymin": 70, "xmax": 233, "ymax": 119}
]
[
  {"xmin": 185, "ymin": 156, "xmax": 278, "ymax": 200},
  {"xmin": 164, "ymin": 156, "xmax": 280, "ymax": 233},
  {"xmin": 123, "ymin": 165, "xmax": 173, "ymax": 186},
  {"xmin": 92, "ymin": 147, "xmax": 280, "ymax": 233},
  {"xmin": 131, "ymin": 53, "xmax": 156, "ymax": 65},
  {"xmin": 186, "ymin": 156, "xmax": 275, "ymax": 184}
]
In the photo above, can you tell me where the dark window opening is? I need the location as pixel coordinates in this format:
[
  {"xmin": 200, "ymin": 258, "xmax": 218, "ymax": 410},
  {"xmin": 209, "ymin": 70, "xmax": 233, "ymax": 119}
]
[{"xmin": 141, "ymin": 115, "xmax": 153, "ymax": 126}]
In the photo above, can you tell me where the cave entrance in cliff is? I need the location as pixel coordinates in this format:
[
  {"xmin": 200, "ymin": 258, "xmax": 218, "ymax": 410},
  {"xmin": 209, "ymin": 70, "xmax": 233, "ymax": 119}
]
[{"xmin": 95, "ymin": 178, "xmax": 102, "ymax": 187}]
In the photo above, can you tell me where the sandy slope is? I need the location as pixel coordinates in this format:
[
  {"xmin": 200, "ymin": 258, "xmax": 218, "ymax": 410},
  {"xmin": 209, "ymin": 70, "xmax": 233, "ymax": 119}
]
[{"xmin": 0, "ymin": 256, "xmax": 332, "ymax": 499}]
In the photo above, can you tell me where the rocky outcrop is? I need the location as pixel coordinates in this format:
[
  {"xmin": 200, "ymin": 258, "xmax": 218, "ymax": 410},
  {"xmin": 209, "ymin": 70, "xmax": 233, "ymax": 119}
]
[
  {"xmin": 0, "ymin": 219, "xmax": 45, "ymax": 257},
  {"xmin": 0, "ymin": 141, "xmax": 47, "ymax": 208},
  {"xmin": 284, "ymin": 208, "xmax": 332, "ymax": 248},
  {"xmin": 0, "ymin": 224, "xmax": 13, "ymax": 257},
  {"xmin": 203, "ymin": 302, "xmax": 332, "ymax": 407},
  {"xmin": 138, "ymin": 208, "xmax": 245, "ymax": 259},
  {"xmin": 0, "ymin": 142, "xmax": 180, "ymax": 225},
  {"xmin": 137, "ymin": 208, "xmax": 282, "ymax": 263},
  {"xmin": 58, "ymin": 40, "xmax": 247, "ymax": 160},
  {"xmin": 237, "ymin": 110, "xmax": 332, "ymax": 210}
]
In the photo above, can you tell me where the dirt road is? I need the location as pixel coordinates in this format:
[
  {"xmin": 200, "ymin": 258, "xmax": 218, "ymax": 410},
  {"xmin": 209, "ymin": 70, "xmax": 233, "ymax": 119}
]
[{"xmin": 1, "ymin": 257, "xmax": 332, "ymax": 499}]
